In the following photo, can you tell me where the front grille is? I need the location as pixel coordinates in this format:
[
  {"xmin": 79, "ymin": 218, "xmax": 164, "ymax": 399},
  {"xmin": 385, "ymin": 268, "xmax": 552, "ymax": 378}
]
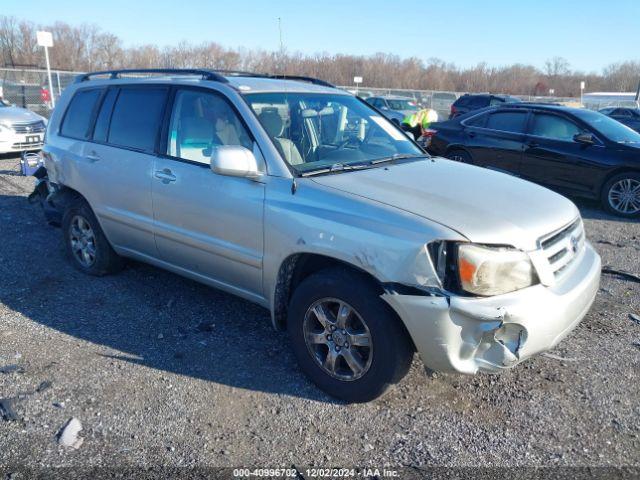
[
  {"xmin": 11, "ymin": 140, "xmax": 44, "ymax": 149},
  {"xmin": 539, "ymin": 218, "xmax": 584, "ymax": 277},
  {"xmin": 11, "ymin": 121, "xmax": 46, "ymax": 134}
]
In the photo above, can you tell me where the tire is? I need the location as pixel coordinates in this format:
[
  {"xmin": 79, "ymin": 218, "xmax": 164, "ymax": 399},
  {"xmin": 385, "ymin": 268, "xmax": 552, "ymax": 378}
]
[
  {"xmin": 287, "ymin": 267, "xmax": 413, "ymax": 403},
  {"xmin": 62, "ymin": 198, "xmax": 124, "ymax": 275},
  {"xmin": 600, "ymin": 172, "xmax": 640, "ymax": 218},
  {"xmin": 446, "ymin": 148, "xmax": 473, "ymax": 164}
]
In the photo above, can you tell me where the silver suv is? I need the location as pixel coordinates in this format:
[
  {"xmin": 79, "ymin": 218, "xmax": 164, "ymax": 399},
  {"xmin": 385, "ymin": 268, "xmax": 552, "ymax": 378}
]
[{"xmin": 36, "ymin": 69, "xmax": 601, "ymax": 402}]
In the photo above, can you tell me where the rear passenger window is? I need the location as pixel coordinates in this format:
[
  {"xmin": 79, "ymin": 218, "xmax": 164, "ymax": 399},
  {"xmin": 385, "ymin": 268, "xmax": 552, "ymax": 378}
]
[
  {"xmin": 464, "ymin": 112, "xmax": 487, "ymax": 127},
  {"xmin": 92, "ymin": 89, "xmax": 118, "ymax": 143},
  {"xmin": 60, "ymin": 89, "xmax": 102, "ymax": 139},
  {"xmin": 108, "ymin": 87, "xmax": 168, "ymax": 152},
  {"xmin": 485, "ymin": 111, "xmax": 527, "ymax": 133}
]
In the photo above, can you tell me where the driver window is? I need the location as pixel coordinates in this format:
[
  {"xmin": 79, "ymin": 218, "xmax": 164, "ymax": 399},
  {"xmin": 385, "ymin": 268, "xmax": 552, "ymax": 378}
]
[
  {"xmin": 530, "ymin": 113, "xmax": 582, "ymax": 141},
  {"xmin": 167, "ymin": 89, "xmax": 251, "ymax": 164}
]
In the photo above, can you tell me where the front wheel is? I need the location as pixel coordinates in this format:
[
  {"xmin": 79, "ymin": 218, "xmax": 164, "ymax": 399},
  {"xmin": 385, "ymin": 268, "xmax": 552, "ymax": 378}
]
[
  {"xmin": 287, "ymin": 268, "xmax": 413, "ymax": 402},
  {"xmin": 601, "ymin": 172, "xmax": 640, "ymax": 218}
]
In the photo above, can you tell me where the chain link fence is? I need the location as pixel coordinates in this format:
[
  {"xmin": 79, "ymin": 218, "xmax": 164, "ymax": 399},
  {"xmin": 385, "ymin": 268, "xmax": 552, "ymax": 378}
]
[
  {"xmin": 0, "ymin": 67, "xmax": 82, "ymax": 117},
  {"xmin": 4, "ymin": 68, "xmax": 634, "ymax": 120}
]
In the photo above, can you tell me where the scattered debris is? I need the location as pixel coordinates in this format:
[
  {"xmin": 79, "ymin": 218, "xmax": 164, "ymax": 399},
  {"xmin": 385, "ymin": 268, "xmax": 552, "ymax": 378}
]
[
  {"xmin": 596, "ymin": 240, "xmax": 625, "ymax": 248},
  {"xmin": 629, "ymin": 314, "xmax": 640, "ymax": 326},
  {"xmin": 364, "ymin": 443, "xmax": 375, "ymax": 452},
  {"xmin": 0, "ymin": 398, "xmax": 19, "ymax": 421},
  {"xmin": 0, "ymin": 364, "xmax": 24, "ymax": 374},
  {"xmin": 602, "ymin": 266, "xmax": 640, "ymax": 284},
  {"xmin": 36, "ymin": 380, "xmax": 52, "ymax": 393},
  {"xmin": 56, "ymin": 417, "xmax": 84, "ymax": 449},
  {"xmin": 52, "ymin": 402, "xmax": 65, "ymax": 409},
  {"xmin": 542, "ymin": 352, "xmax": 579, "ymax": 362}
]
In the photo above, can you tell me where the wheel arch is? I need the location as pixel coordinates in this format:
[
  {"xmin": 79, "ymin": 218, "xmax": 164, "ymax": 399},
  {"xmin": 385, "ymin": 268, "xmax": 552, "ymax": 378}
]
[
  {"xmin": 600, "ymin": 167, "xmax": 640, "ymax": 195},
  {"xmin": 272, "ymin": 253, "xmax": 385, "ymax": 331}
]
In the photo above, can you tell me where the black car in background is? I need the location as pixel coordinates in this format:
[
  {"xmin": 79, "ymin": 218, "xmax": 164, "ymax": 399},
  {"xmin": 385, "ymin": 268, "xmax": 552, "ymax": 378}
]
[
  {"xmin": 599, "ymin": 107, "xmax": 640, "ymax": 133},
  {"xmin": 428, "ymin": 103, "xmax": 640, "ymax": 217},
  {"xmin": 449, "ymin": 93, "xmax": 521, "ymax": 119}
]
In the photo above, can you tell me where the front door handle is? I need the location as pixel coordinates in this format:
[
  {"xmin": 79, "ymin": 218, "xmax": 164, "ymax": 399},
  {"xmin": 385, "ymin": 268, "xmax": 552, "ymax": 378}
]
[{"xmin": 154, "ymin": 169, "xmax": 177, "ymax": 183}]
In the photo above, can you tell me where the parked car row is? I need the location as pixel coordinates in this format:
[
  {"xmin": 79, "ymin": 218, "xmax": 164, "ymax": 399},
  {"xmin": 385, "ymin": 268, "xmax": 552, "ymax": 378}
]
[
  {"xmin": 32, "ymin": 69, "xmax": 603, "ymax": 403},
  {"xmin": 427, "ymin": 103, "xmax": 640, "ymax": 217}
]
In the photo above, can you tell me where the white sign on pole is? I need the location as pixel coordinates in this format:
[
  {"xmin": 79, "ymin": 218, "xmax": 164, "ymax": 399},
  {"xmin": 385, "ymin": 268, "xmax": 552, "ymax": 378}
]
[
  {"xmin": 353, "ymin": 76, "xmax": 363, "ymax": 84},
  {"xmin": 580, "ymin": 81, "xmax": 585, "ymax": 90},
  {"xmin": 36, "ymin": 31, "xmax": 55, "ymax": 108},
  {"xmin": 36, "ymin": 31, "xmax": 53, "ymax": 47}
]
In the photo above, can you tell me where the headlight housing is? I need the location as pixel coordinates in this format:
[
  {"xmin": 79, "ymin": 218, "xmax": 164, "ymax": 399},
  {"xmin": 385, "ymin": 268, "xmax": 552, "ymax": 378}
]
[{"xmin": 429, "ymin": 241, "xmax": 538, "ymax": 296}]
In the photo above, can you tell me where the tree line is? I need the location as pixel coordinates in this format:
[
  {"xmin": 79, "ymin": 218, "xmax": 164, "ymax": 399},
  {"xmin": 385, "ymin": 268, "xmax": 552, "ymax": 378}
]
[{"xmin": 1, "ymin": 15, "xmax": 639, "ymax": 97}]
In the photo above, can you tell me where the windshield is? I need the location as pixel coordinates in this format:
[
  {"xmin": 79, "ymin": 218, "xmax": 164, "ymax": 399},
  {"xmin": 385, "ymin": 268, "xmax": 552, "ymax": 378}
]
[
  {"xmin": 577, "ymin": 109, "xmax": 640, "ymax": 143},
  {"xmin": 386, "ymin": 99, "xmax": 418, "ymax": 111},
  {"xmin": 245, "ymin": 92, "xmax": 423, "ymax": 174}
]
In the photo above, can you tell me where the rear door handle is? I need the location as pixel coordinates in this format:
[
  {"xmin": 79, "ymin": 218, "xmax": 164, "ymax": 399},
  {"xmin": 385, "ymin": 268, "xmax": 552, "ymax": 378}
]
[
  {"xmin": 86, "ymin": 151, "xmax": 101, "ymax": 162},
  {"xmin": 154, "ymin": 169, "xmax": 177, "ymax": 183}
]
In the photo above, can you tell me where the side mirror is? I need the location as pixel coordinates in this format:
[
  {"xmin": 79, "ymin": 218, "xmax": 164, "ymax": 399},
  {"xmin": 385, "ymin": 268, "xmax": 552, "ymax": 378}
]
[
  {"xmin": 574, "ymin": 132, "xmax": 595, "ymax": 145},
  {"xmin": 210, "ymin": 145, "xmax": 261, "ymax": 179}
]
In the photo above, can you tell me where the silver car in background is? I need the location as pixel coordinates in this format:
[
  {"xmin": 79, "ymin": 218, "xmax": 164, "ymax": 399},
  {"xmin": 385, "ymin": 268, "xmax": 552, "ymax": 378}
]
[
  {"xmin": 0, "ymin": 98, "xmax": 47, "ymax": 154},
  {"xmin": 36, "ymin": 69, "xmax": 601, "ymax": 402}
]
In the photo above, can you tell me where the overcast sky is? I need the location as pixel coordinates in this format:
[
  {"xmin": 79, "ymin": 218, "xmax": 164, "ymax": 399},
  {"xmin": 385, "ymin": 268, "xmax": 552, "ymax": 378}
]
[{"xmin": 4, "ymin": 0, "xmax": 640, "ymax": 72}]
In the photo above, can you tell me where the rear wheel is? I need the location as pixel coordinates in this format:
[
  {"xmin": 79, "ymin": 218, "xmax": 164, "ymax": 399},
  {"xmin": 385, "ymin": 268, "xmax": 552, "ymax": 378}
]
[
  {"xmin": 446, "ymin": 148, "xmax": 473, "ymax": 164},
  {"xmin": 601, "ymin": 172, "xmax": 640, "ymax": 218},
  {"xmin": 62, "ymin": 198, "xmax": 125, "ymax": 275},
  {"xmin": 287, "ymin": 267, "xmax": 413, "ymax": 403}
]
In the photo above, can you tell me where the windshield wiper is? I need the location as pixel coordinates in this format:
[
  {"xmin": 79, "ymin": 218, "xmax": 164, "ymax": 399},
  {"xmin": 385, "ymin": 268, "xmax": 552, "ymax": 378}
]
[
  {"xmin": 300, "ymin": 162, "xmax": 373, "ymax": 177},
  {"xmin": 370, "ymin": 153, "xmax": 430, "ymax": 165}
]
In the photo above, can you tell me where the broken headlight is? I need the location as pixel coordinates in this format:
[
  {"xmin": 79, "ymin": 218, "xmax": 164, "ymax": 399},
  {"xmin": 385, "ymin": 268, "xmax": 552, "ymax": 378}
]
[{"xmin": 428, "ymin": 242, "xmax": 538, "ymax": 296}]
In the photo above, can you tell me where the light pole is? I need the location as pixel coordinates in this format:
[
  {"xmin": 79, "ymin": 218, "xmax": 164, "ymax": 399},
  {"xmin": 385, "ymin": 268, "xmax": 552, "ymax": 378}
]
[
  {"xmin": 580, "ymin": 81, "xmax": 585, "ymax": 106},
  {"xmin": 36, "ymin": 31, "xmax": 55, "ymax": 108}
]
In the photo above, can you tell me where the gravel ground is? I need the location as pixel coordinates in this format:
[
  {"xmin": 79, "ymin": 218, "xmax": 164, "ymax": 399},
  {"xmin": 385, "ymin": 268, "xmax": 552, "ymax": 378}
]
[{"xmin": 0, "ymin": 153, "xmax": 639, "ymax": 475}]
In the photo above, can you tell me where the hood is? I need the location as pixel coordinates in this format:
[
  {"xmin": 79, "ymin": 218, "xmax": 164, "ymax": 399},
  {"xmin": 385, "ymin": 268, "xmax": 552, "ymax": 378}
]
[
  {"xmin": 0, "ymin": 106, "xmax": 44, "ymax": 124},
  {"xmin": 311, "ymin": 158, "xmax": 579, "ymax": 251}
]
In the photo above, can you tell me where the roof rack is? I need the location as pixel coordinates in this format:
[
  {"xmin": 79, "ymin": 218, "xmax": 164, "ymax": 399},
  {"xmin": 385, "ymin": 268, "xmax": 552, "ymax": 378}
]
[
  {"xmin": 75, "ymin": 69, "xmax": 229, "ymax": 83},
  {"xmin": 267, "ymin": 75, "xmax": 335, "ymax": 88},
  {"xmin": 75, "ymin": 68, "xmax": 336, "ymax": 89}
]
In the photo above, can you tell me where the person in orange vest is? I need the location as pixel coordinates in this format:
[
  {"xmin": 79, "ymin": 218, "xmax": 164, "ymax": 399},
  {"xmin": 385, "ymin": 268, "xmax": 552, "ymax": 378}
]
[{"xmin": 401, "ymin": 108, "xmax": 439, "ymax": 140}]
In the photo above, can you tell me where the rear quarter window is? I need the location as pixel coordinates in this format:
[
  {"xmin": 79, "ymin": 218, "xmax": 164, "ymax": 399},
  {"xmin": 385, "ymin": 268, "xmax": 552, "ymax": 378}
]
[
  {"xmin": 485, "ymin": 111, "xmax": 528, "ymax": 133},
  {"xmin": 107, "ymin": 87, "xmax": 168, "ymax": 152},
  {"xmin": 60, "ymin": 88, "xmax": 103, "ymax": 139}
]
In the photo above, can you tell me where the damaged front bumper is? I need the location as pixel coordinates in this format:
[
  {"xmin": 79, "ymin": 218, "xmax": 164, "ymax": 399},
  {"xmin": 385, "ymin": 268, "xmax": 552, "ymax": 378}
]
[{"xmin": 383, "ymin": 242, "xmax": 601, "ymax": 374}]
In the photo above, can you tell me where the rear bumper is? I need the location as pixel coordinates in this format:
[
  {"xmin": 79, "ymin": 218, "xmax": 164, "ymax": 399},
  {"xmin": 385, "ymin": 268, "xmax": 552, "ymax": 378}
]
[{"xmin": 383, "ymin": 242, "xmax": 601, "ymax": 374}]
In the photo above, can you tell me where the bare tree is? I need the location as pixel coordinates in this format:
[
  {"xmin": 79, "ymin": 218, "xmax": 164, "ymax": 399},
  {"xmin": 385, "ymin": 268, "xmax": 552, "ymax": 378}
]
[{"xmin": 1, "ymin": 15, "xmax": 639, "ymax": 97}]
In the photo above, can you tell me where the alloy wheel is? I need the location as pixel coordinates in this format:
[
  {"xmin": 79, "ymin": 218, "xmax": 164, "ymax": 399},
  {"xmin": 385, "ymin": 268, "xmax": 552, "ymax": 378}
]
[
  {"xmin": 608, "ymin": 178, "xmax": 640, "ymax": 215},
  {"xmin": 302, "ymin": 298, "xmax": 373, "ymax": 381},
  {"xmin": 69, "ymin": 215, "xmax": 97, "ymax": 267}
]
